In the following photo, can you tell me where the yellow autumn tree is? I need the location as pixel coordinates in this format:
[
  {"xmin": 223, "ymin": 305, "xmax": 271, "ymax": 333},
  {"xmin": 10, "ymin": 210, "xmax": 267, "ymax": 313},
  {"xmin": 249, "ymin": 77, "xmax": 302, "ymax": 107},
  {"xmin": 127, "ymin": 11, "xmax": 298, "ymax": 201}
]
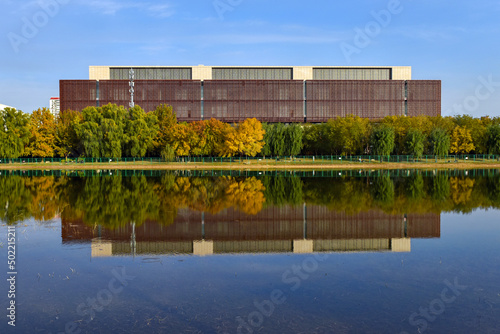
[
  {"xmin": 450, "ymin": 126, "xmax": 475, "ymax": 154},
  {"xmin": 171, "ymin": 123, "xmax": 196, "ymax": 156},
  {"xmin": 222, "ymin": 118, "xmax": 265, "ymax": 157},
  {"xmin": 25, "ymin": 108, "xmax": 56, "ymax": 158}
]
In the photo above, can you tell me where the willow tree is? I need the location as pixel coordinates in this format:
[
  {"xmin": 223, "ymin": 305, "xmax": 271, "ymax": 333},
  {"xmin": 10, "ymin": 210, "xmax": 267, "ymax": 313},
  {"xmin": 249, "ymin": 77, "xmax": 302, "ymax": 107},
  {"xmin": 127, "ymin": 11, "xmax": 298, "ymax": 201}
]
[
  {"xmin": 55, "ymin": 110, "xmax": 82, "ymax": 158},
  {"xmin": 429, "ymin": 128, "xmax": 451, "ymax": 157},
  {"xmin": 404, "ymin": 129, "xmax": 426, "ymax": 158},
  {"xmin": 370, "ymin": 125, "xmax": 395, "ymax": 156},
  {"xmin": 124, "ymin": 105, "xmax": 158, "ymax": 157},
  {"xmin": 284, "ymin": 124, "xmax": 304, "ymax": 156},
  {"xmin": 0, "ymin": 107, "xmax": 30, "ymax": 159}
]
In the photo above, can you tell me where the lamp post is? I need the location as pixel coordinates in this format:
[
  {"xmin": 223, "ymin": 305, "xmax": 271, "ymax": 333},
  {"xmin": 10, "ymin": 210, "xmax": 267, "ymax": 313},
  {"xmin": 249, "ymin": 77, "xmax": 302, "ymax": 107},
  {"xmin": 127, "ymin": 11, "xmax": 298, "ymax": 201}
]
[{"xmin": 129, "ymin": 68, "xmax": 135, "ymax": 108}]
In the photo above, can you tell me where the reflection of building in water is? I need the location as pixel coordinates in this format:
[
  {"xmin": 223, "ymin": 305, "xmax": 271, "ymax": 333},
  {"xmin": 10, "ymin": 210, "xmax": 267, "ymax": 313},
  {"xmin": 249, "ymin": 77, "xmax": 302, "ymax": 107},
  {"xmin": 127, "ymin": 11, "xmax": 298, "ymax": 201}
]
[{"xmin": 62, "ymin": 206, "xmax": 440, "ymax": 257}]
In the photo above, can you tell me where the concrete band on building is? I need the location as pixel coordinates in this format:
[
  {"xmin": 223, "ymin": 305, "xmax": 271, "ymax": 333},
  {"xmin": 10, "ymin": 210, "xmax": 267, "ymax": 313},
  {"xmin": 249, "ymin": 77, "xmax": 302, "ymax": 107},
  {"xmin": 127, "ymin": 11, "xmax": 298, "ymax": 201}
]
[{"xmin": 60, "ymin": 66, "xmax": 441, "ymax": 122}]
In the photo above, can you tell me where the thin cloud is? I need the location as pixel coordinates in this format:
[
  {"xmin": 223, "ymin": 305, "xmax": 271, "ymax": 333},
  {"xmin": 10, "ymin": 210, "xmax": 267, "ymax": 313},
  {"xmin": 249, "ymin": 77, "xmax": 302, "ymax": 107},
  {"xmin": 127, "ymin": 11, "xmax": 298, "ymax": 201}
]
[{"xmin": 204, "ymin": 34, "xmax": 343, "ymax": 45}]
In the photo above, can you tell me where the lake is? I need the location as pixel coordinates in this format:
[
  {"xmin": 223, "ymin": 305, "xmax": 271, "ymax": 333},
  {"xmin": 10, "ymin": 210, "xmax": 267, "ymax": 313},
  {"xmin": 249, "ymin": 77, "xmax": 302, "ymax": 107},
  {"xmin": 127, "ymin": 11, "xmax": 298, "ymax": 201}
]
[{"xmin": 1, "ymin": 169, "xmax": 499, "ymax": 333}]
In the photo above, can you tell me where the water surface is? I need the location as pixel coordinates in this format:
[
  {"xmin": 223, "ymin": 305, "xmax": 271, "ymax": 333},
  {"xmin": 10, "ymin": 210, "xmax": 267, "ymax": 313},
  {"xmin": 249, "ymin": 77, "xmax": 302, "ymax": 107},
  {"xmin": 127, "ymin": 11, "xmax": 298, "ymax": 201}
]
[{"xmin": 1, "ymin": 170, "xmax": 499, "ymax": 333}]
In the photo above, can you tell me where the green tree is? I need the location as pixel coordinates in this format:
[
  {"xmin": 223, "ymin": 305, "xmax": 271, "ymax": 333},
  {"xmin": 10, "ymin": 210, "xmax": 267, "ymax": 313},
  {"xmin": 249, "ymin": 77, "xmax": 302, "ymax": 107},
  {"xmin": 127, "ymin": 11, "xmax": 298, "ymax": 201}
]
[
  {"xmin": 284, "ymin": 124, "xmax": 304, "ymax": 156},
  {"xmin": 404, "ymin": 129, "xmax": 426, "ymax": 158},
  {"xmin": 370, "ymin": 125, "xmax": 395, "ymax": 156},
  {"xmin": 486, "ymin": 125, "xmax": 500, "ymax": 154},
  {"xmin": 327, "ymin": 116, "xmax": 371, "ymax": 155},
  {"xmin": 124, "ymin": 105, "xmax": 158, "ymax": 157},
  {"xmin": 55, "ymin": 110, "xmax": 81, "ymax": 158},
  {"xmin": 25, "ymin": 108, "xmax": 56, "ymax": 158},
  {"xmin": 152, "ymin": 104, "xmax": 177, "ymax": 156},
  {"xmin": 261, "ymin": 123, "xmax": 273, "ymax": 157},
  {"xmin": 75, "ymin": 106, "xmax": 102, "ymax": 158},
  {"xmin": 272, "ymin": 123, "xmax": 286, "ymax": 156},
  {"xmin": 453, "ymin": 115, "xmax": 487, "ymax": 153},
  {"xmin": 303, "ymin": 124, "xmax": 329, "ymax": 155},
  {"xmin": 0, "ymin": 107, "xmax": 30, "ymax": 159},
  {"xmin": 100, "ymin": 104, "xmax": 126, "ymax": 158},
  {"xmin": 429, "ymin": 128, "xmax": 451, "ymax": 156}
]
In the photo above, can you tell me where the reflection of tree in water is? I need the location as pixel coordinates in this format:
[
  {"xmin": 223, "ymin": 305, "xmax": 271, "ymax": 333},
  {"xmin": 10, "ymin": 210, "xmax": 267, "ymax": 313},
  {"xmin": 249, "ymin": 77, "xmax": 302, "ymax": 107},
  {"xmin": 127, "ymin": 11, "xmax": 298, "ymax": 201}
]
[
  {"xmin": 0, "ymin": 176, "xmax": 32, "ymax": 225},
  {"xmin": 2, "ymin": 171, "xmax": 500, "ymax": 226},
  {"xmin": 431, "ymin": 174, "xmax": 450, "ymax": 202},
  {"xmin": 450, "ymin": 177, "xmax": 475, "ymax": 207},
  {"xmin": 262, "ymin": 176, "xmax": 303, "ymax": 206},
  {"xmin": 159, "ymin": 176, "xmax": 266, "ymax": 215},
  {"xmin": 370, "ymin": 175, "xmax": 395, "ymax": 207}
]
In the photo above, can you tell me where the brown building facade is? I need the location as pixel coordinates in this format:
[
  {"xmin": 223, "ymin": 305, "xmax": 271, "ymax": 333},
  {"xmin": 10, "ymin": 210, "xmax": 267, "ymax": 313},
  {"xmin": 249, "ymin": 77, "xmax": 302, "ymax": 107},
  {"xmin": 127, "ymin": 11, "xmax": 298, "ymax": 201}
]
[{"xmin": 60, "ymin": 66, "xmax": 441, "ymax": 122}]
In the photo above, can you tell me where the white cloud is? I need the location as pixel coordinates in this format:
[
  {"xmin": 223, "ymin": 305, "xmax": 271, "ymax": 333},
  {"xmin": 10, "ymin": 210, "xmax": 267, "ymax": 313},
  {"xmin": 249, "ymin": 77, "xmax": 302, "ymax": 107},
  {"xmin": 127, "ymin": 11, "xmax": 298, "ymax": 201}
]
[
  {"xmin": 204, "ymin": 33, "xmax": 342, "ymax": 45},
  {"xmin": 147, "ymin": 4, "xmax": 174, "ymax": 18}
]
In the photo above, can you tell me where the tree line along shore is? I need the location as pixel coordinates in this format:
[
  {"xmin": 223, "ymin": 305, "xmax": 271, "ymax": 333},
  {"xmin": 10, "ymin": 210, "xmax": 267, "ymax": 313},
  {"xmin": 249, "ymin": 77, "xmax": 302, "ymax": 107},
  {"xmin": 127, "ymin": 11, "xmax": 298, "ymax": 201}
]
[{"xmin": 1, "ymin": 104, "xmax": 500, "ymax": 161}]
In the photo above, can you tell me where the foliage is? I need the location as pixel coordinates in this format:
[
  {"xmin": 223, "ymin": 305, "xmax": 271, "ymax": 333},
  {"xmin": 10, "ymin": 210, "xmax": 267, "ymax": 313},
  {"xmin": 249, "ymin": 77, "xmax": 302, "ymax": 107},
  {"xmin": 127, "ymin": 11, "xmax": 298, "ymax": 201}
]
[
  {"xmin": 272, "ymin": 123, "xmax": 286, "ymax": 156},
  {"xmin": 55, "ymin": 110, "xmax": 81, "ymax": 158},
  {"xmin": 370, "ymin": 125, "xmax": 395, "ymax": 156},
  {"xmin": 404, "ymin": 129, "xmax": 426, "ymax": 158},
  {"xmin": 450, "ymin": 126, "xmax": 475, "ymax": 154},
  {"xmin": 161, "ymin": 144, "xmax": 176, "ymax": 162},
  {"xmin": 486, "ymin": 125, "xmax": 500, "ymax": 154},
  {"xmin": 124, "ymin": 105, "xmax": 159, "ymax": 158},
  {"xmin": 429, "ymin": 128, "xmax": 451, "ymax": 156},
  {"xmin": 327, "ymin": 116, "xmax": 371, "ymax": 155},
  {"xmin": 25, "ymin": 108, "xmax": 56, "ymax": 158},
  {"xmin": 261, "ymin": 123, "xmax": 273, "ymax": 156},
  {"xmin": 284, "ymin": 124, "xmax": 304, "ymax": 156},
  {"xmin": 152, "ymin": 104, "xmax": 177, "ymax": 156},
  {"xmin": 0, "ymin": 107, "xmax": 30, "ymax": 159}
]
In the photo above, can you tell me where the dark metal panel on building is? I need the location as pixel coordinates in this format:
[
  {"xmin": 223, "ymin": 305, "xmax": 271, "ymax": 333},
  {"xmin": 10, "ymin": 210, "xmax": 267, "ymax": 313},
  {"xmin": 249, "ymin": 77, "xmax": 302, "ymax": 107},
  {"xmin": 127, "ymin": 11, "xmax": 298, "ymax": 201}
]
[
  {"xmin": 407, "ymin": 80, "xmax": 441, "ymax": 117},
  {"xmin": 203, "ymin": 80, "xmax": 304, "ymax": 122},
  {"xmin": 59, "ymin": 80, "xmax": 97, "ymax": 112},
  {"xmin": 212, "ymin": 68, "xmax": 293, "ymax": 80},
  {"xmin": 306, "ymin": 80, "xmax": 406, "ymax": 122},
  {"xmin": 313, "ymin": 68, "xmax": 391, "ymax": 80},
  {"xmin": 110, "ymin": 67, "xmax": 192, "ymax": 80},
  {"xmin": 99, "ymin": 80, "xmax": 202, "ymax": 121}
]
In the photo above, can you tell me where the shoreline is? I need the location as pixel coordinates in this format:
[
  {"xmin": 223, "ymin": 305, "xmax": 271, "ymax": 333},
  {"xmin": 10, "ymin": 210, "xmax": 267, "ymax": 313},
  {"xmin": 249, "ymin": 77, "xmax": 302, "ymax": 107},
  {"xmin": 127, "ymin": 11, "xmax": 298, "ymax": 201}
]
[{"xmin": 1, "ymin": 162, "xmax": 500, "ymax": 171}]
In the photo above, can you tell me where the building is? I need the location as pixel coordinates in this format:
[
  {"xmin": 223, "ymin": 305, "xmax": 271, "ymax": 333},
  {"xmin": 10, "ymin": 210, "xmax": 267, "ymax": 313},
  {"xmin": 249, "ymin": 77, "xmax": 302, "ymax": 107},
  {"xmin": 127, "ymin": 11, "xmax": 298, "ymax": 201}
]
[
  {"xmin": 49, "ymin": 97, "xmax": 60, "ymax": 117},
  {"xmin": 0, "ymin": 103, "xmax": 15, "ymax": 111},
  {"xmin": 60, "ymin": 65, "xmax": 441, "ymax": 122},
  {"xmin": 61, "ymin": 207, "xmax": 441, "ymax": 257}
]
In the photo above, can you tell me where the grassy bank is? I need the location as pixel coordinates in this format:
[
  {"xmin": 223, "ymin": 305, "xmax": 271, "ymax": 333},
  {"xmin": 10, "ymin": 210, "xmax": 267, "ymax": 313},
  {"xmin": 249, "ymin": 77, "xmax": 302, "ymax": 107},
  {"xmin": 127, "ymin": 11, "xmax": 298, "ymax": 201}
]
[{"xmin": 1, "ymin": 159, "xmax": 500, "ymax": 171}]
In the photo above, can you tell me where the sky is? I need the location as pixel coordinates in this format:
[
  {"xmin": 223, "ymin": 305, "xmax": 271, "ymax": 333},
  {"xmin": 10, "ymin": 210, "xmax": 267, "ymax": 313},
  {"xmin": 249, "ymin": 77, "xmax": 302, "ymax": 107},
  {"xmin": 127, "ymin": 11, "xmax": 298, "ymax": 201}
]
[{"xmin": 1, "ymin": 0, "xmax": 499, "ymax": 117}]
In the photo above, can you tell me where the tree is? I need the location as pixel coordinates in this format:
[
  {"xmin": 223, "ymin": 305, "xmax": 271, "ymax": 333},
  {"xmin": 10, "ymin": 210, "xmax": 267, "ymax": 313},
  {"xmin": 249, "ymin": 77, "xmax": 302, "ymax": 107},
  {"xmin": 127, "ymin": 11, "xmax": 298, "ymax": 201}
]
[
  {"xmin": 236, "ymin": 118, "xmax": 265, "ymax": 157},
  {"xmin": 370, "ymin": 125, "xmax": 395, "ymax": 156},
  {"xmin": 429, "ymin": 128, "xmax": 451, "ymax": 156},
  {"xmin": 171, "ymin": 123, "xmax": 195, "ymax": 156},
  {"xmin": 453, "ymin": 115, "xmax": 487, "ymax": 153},
  {"xmin": 0, "ymin": 107, "xmax": 30, "ymax": 159},
  {"xmin": 284, "ymin": 124, "xmax": 304, "ymax": 156},
  {"xmin": 124, "ymin": 105, "xmax": 158, "ymax": 158},
  {"xmin": 55, "ymin": 110, "xmax": 81, "ymax": 158},
  {"xmin": 151, "ymin": 104, "xmax": 177, "ymax": 156},
  {"xmin": 486, "ymin": 125, "xmax": 500, "ymax": 154},
  {"xmin": 303, "ymin": 124, "xmax": 329, "ymax": 155},
  {"xmin": 327, "ymin": 116, "xmax": 371, "ymax": 155},
  {"xmin": 450, "ymin": 126, "xmax": 475, "ymax": 154},
  {"xmin": 204, "ymin": 118, "xmax": 232, "ymax": 157},
  {"xmin": 404, "ymin": 129, "xmax": 426, "ymax": 158},
  {"xmin": 25, "ymin": 108, "xmax": 56, "ymax": 158},
  {"xmin": 75, "ymin": 106, "xmax": 101, "ymax": 158},
  {"xmin": 100, "ymin": 104, "xmax": 126, "ymax": 158},
  {"xmin": 272, "ymin": 123, "xmax": 286, "ymax": 156},
  {"xmin": 260, "ymin": 123, "xmax": 273, "ymax": 157}
]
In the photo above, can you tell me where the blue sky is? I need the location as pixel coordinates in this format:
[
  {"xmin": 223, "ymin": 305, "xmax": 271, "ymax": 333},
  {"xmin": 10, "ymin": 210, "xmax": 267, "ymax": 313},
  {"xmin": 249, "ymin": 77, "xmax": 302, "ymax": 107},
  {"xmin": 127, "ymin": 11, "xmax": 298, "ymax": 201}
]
[{"xmin": 1, "ymin": 0, "xmax": 499, "ymax": 117}]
